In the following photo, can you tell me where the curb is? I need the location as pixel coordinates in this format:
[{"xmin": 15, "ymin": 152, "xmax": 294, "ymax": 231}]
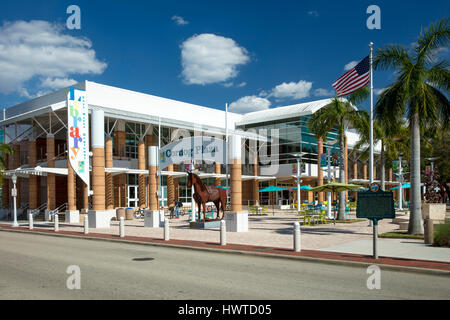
[{"xmin": 1, "ymin": 226, "xmax": 449, "ymax": 276}]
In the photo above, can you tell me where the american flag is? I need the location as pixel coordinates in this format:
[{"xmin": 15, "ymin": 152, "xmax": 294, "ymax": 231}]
[{"xmin": 332, "ymin": 56, "xmax": 370, "ymax": 97}]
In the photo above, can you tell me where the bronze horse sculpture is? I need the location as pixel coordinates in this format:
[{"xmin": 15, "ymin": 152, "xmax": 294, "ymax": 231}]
[{"xmin": 187, "ymin": 171, "xmax": 227, "ymax": 221}]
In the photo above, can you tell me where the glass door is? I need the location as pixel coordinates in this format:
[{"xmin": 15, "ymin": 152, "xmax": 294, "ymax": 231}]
[{"xmin": 127, "ymin": 185, "xmax": 138, "ymax": 207}]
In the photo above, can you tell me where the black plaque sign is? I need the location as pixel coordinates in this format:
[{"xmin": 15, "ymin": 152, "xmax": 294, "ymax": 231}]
[{"xmin": 357, "ymin": 187, "xmax": 395, "ymax": 221}]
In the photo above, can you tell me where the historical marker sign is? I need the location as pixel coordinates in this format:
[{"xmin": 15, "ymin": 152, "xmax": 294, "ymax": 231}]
[{"xmin": 357, "ymin": 184, "xmax": 395, "ymax": 221}]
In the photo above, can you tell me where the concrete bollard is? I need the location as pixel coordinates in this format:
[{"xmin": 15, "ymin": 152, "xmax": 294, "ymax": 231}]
[
  {"xmin": 28, "ymin": 213, "xmax": 33, "ymax": 230},
  {"xmin": 294, "ymin": 222, "xmax": 301, "ymax": 252},
  {"xmin": 84, "ymin": 215, "xmax": 89, "ymax": 234},
  {"xmin": 164, "ymin": 218, "xmax": 169, "ymax": 241},
  {"xmin": 220, "ymin": 219, "xmax": 227, "ymax": 245},
  {"xmin": 119, "ymin": 217, "xmax": 125, "ymax": 238},
  {"xmin": 54, "ymin": 213, "xmax": 59, "ymax": 232},
  {"xmin": 424, "ymin": 218, "xmax": 434, "ymax": 245}
]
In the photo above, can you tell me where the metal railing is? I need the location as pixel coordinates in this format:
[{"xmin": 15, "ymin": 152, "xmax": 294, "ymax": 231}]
[{"xmin": 48, "ymin": 202, "xmax": 67, "ymax": 219}]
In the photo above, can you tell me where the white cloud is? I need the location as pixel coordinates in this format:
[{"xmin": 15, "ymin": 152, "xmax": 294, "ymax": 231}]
[
  {"xmin": 229, "ymin": 95, "xmax": 271, "ymax": 114},
  {"xmin": 308, "ymin": 10, "xmax": 319, "ymax": 17},
  {"xmin": 374, "ymin": 88, "xmax": 386, "ymax": 95},
  {"xmin": 40, "ymin": 77, "xmax": 77, "ymax": 89},
  {"xmin": 237, "ymin": 82, "xmax": 247, "ymax": 87},
  {"xmin": 180, "ymin": 33, "xmax": 250, "ymax": 85},
  {"xmin": 314, "ymin": 88, "xmax": 335, "ymax": 97},
  {"xmin": 344, "ymin": 60, "xmax": 358, "ymax": 71},
  {"xmin": 0, "ymin": 20, "xmax": 106, "ymax": 97},
  {"xmin": 223, "ymin": 82, "xmax": 234, "ymax": 87},
  {"xmin": 172, "ymin": 15, "xmax": 189, "ymax": 26},
  {"xmin": 269, "ymin": 80, "xmax": 312, "ymax": 100}
]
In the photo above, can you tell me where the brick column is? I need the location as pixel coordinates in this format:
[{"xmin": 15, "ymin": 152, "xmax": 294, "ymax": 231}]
[
  {"xmin": 167, "ymin": 164, "xmax": 175, "ymax": 207},
  {"xmin": 105, "ymin": 136, "xmax": 114, "ymax": 210},
  {"xmin": 388, "ymin": 167, "xmax": 393, "ymax": 182},
  {"xmin": 137, "ymin": 140, "xmax": 146, "ymax": 208},
  {"xmin": 214, "ymin": 162, "xmax": 221, "ymax": 187},
  {"xmin": 28, "ymin": 140, "xmax": 38, "ymax": 210},
  {"xmin": 363, "ymin": 163, "xmax": 368, "ymax": 180},
  {"xmin": 317, "ymin": 138, "xmax": 324, "ymax": 203},
  {"xmin": 148, "ymin": 146, "xmax": 158, "ymax": 211},
  {"xmin": 373, "ymin": 165, "xmax": 377, "ymax": 181},
  {"xmin": 82, "ymin": 181, "xmax": 89, "ymax": 211},
  {"xmin": 252, "ymin": 153, "xmax": 259, "ymax": 206},
  {"xmin": 67, "ymin": 160, "xmax": 76, "ymax": 211},
  {"xmin": 2, "ymin": 153, "xmax": 9, "ymax": 209},
  {"xmin": 46, "ymin": 134, "xmax": 55, "ymax": 210},
  {"xmin": 230, "ymin": 135, "xmax": 242, "ymax": 212},
  {"xmin": 146, "ymin": 135, "xmax": 153, "ymax": 207}
]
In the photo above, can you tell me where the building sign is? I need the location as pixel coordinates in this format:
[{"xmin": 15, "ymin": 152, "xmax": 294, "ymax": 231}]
[
  {"xmin": 67, "ymin": 87, "xmax": 90, "ymax": 191},
  {"xmin": 159, "ymin": 136, "xmax": 226, "ymax": 169}
]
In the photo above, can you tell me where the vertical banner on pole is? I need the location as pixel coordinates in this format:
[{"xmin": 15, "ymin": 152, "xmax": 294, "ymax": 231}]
[{"xmin": 67, "ymin": 87, "xmax": 90, "ymax": 192}]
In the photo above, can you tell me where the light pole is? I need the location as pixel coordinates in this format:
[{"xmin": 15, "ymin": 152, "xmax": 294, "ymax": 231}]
[
  {"xmin": 323, "ymin": 140, "xmax": 339, "ymax": 219},
  {"xmin": 426, "ymin": 157, "xmax": 439, "ymax": 173},
  {"xmin": 11, "ymin": 173, "xmax": 18, "ymax": 227},
  {"xmin": 290, "ymin": 153, "xmax": 306, "ymax": 212},
  {"xmin": 395, "ymin": 153, "xmax": 405, "ymax": 211}
]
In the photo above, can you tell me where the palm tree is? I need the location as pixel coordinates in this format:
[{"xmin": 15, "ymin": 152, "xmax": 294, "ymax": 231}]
[
  {"xmin": 374, "ymin": 18, "xmax": 450, "ymax": 234},
  {"xmin": 354, "ymin": 116, "xmax": 409, "ymax": 190},
  {"xmin": 307, "ymin": 87, "xmax": 369, "ymax": 219}
]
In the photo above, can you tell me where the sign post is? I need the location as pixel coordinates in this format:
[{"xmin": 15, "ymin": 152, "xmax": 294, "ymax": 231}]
[{"xmin": 357, "ymin": 183, "xmax": 395, "ymax": 259}]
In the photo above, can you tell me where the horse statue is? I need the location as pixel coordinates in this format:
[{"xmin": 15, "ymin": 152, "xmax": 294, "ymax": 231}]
[{"xmin": 187, "ymin": 171, "xmax": 227, "ymax": 221}]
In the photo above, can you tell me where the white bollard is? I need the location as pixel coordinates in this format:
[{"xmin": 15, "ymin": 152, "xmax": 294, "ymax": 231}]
[
  {"xmin": 220, "ymin": 219, "xmax": 227, "ymax": 246},
  {"xmin": 84, "ymin": 215, "xmax": 89, "ymax": 234},
  {"xmin": 28, "ymin": 213, "xmax": 33, "ymax": 230},
  {"xmin": 164, "ymin": 218, "xmax": 169, "ymax": 241},
  {"xmin": 294, "ymin": 222, "xmax": 301, "ymax": 252},
  {"xmin": 54, "ymin": 213, "xmax": 59, "ymax": 232},
  {"xmin": 119, "ymin": 217, "xmax": 125, "ymax": 238}
]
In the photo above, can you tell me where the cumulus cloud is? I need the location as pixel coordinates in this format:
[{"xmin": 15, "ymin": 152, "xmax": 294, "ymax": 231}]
[
  {"xmin": 172, "ymin": 15, "xmax": 189, "ymax": 26},
  {"xmin": 229, "ymin": 95, "xmax": 271, "ymax": 114},
  {"xmin": 180, "ymin": 33, "xmax": 250, "ymax": 85},
  {"xmin": 0, "ymin": 20, "xmax": 107, "ymax": 97},
  {"xmin": 268, "ymin": 80, "xmax": 312, "ymax": 100},
  {"xmin": 344, "ymin": 60, "xmax": 358, "ymax": 71},
  {"xmin": 314, "ymin": 88, "xmax": 335, "ymax": 97}
]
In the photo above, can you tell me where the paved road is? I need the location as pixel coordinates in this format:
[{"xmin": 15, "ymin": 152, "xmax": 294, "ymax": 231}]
[{"xmin": 0, "ymin": 231, "xmax": 449, "ymax": 300}]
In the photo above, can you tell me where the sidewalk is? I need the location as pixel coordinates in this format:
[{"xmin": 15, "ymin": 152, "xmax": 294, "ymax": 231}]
[{"xmin": 1, "ymin": 219, "xmax": 449, "ymax": 274}]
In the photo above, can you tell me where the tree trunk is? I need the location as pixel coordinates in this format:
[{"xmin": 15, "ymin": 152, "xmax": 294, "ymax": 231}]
[
  {"xmin": 380, "ymin": 140, "xmax": 385, "ymax": 191},
  {"xmin": 408, "ymin": 112, "xmax": 424, "ymax": 234},
  {"xmin": 338, "ymin": 132, "xmax": 346, "ymax": 220}
]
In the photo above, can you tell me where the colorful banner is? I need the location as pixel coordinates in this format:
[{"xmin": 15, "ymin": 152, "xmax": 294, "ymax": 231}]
[
  {"xmin": 320, "ymin": 153, "xmax": 327, "ymax": 167},
  {"xmin": 67, "ymin": 87, "xmax": 90, "ymax": 191}
]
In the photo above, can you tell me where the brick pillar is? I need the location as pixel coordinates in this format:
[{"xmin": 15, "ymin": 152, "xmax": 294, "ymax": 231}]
[
  {"xmin": 317, "ymin": 138, "xmax": 324, "ymax": 203},
  {"xmin": 148, "ymin": 146, "xmax": 158, "ymax": 211},
  {"xmin": 214, "ymin": 162, "xmax": 221, "ymax": 187},
  {"xmin": 46, "ymin": 134, "xmax": 55, "ymax": 210},
  {"xmin": 167, "ymin": 164, "xmax": 175, "ymax": 207},
  {"xmin": 114, "ymin": 126, "xmax": 126, "ymax": 207},
  {"xmin": 105, "ymin": 136, "xmax": 114, "ymax": 210},
  {"xmin": 82, "ymin": 181, "xmax": 89, "ymax": 211},
  {"xmin": 373, "ymin": 165, "xmax": 377, "ymax": 181},
  {"xmin": 146, "ymin": 135, "xmax": 153, "ymax": 207},
  {"xmin": 92, "ymin": 148, "xmax": 105, "ymax": 211},
  {"xmin": 2, "ymin": 153, "xmax": 9, "ymax": 209},
  {"xmin": 388, "ymin": 167, "xmax": 393, "ymax": 182},
  {"xmin": 67, "ymin": 160, "xmax": 77, "ymax": 211},
  {"xmin": 252, "ymin": 153, "xmax": 259, "ymax": 206},
  {"xmin": 28, "ymin": 140, "xmax": 38, "ymax": 210},
  {"xmin": 137, "ymin": 140, "xmax": 146, "ymax": 208},
  {"xmin": 363, "ymin": 163, "xmax": 368, "ymax": 180},
  {"xmin": 230, "ymin": 136, "xmax": 242, "ymax": 212}
]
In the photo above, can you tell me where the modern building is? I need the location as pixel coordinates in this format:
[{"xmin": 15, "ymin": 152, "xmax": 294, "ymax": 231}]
[{"xmin": 0, "ymin": 81, "xmax": 399, "ymax": 223}]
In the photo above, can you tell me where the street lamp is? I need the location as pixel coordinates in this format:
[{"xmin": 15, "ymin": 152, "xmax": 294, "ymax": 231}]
[
  {"xmin": 11, "ymin": 173, "xmax": 18, "ymax": 227},
  {"xmin": 394, "ymin": 152, "xmax": 406, "ymax": 211},
  {"xmin": 426, "ymin": 157, "xmax": 439, "ymax": 173},
  {"xmin": 323, "ymin": 140, "xmax": 339, "ymax": 219},
  {"xmin": 290, "ymin": 152, "xmax": 307, "ymax": 212}
]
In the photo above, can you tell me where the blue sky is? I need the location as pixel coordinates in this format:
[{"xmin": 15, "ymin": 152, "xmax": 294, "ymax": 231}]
[{"xmin": 0, "ymin": 0, "xmax": 448, "ymax": 114}]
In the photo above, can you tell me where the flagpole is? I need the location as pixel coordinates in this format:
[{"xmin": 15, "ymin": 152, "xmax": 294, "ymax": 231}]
[
  {"xmin": 225, "ymin": 103, "xmax": 229, "ymax": 205},
  {"xmin": 369, "ymin": 42, "xmax": 374, "ymax": 185}
]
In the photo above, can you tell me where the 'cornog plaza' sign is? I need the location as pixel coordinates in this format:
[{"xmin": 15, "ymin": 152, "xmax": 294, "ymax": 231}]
[{"xmin": 67, "ymin": 87, "xmax": 90, "ymax": 191}]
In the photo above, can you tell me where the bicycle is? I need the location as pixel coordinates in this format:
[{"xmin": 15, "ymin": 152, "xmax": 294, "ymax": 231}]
[{"xmin": 134, "ymin": 208, "xmax": 145, "ymax": 219}]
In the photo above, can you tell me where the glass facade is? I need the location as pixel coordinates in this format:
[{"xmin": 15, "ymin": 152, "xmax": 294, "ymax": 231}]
[{"xmin": 238, "ymin": 116, "xmax": 341, "ymax": 166}]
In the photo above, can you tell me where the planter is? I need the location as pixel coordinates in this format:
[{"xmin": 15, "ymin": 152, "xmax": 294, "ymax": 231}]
[{"xmin": 421, "ymin": 203, "xmax": 446, "ymax": 221}]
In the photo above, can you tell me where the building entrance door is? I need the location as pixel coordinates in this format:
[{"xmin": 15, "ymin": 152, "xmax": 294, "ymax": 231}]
[{"xmin": 127, "ymin": 185, "xmax": 139, "ymax": 207}]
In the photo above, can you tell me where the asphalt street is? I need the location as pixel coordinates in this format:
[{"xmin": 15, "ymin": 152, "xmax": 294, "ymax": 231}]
[{"xmin": 0, "ymin": 231, "xmax": 449, "ymax": 300}]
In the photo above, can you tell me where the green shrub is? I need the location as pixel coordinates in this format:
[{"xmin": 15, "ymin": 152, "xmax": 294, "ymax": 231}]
[{"xmin": 434, "ymin": 221, "xmax": 450, "ymax": 247}]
